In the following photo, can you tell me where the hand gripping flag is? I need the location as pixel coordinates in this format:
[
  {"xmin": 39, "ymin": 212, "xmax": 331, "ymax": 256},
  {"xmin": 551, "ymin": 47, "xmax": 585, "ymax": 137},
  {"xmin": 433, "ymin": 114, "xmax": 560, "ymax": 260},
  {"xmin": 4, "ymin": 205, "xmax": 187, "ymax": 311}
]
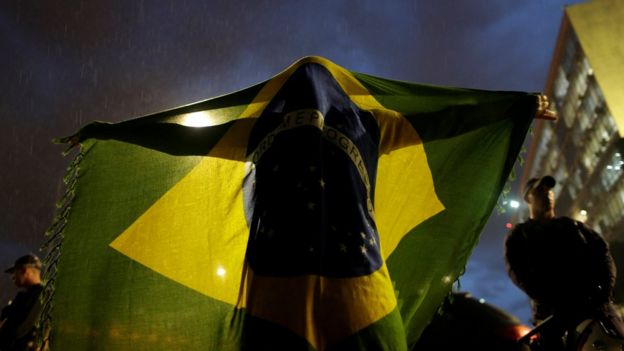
[{"xmin": 43, "ymin": 56, "xmax": 538, "ymax": 350}]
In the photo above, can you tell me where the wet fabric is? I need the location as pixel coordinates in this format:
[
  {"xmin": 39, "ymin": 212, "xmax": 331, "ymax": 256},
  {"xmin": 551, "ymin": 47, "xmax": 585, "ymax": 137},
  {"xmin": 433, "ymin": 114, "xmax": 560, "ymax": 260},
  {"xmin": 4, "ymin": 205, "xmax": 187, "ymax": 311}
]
[{"xmin": 45, "ymin": 56, "xmax": 537, "ymax": 350}]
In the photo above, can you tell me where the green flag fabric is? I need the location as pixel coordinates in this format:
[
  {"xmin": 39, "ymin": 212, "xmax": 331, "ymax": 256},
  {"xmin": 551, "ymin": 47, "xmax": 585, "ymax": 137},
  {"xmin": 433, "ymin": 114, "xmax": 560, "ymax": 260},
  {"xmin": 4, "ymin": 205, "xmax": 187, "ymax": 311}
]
[{"xmin": 43, "ymin": 56, "xmax": 537, "ymax": 350}]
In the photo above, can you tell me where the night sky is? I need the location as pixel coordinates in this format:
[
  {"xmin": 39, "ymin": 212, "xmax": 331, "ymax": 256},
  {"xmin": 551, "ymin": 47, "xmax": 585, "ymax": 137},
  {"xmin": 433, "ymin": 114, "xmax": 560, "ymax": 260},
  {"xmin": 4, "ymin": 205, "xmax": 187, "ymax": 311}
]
[{"xmin": 1, "ymin": 0, "xmax": 583, "ymax": 325}]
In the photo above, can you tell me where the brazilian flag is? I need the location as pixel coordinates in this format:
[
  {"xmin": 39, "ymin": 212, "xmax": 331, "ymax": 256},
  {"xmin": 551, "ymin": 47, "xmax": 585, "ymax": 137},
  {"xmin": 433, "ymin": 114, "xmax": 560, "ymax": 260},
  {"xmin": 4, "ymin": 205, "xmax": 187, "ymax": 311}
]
[{"xmin": 43, "ymin": 56, "xmax": 537, "ymax": 350}]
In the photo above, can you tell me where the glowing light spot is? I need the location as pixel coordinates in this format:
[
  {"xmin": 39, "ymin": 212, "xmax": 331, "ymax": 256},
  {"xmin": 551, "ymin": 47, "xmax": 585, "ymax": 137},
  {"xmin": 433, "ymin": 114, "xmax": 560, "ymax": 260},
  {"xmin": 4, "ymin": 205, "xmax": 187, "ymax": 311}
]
[
  {"xmin": 479, "ymin": 298, "xmax": 486, "ymax": 304},
  {"xmin": 216, "ymin": 267, "xmax": 226, "ymax": 277},
  {"xmin": 509, "ymin": 200, "xmax": 520, "ymax": 209},
  {"xmin": 441, "ymin": 275, "xmax": 453, "ymax": 284},
  {"xmin": 580, "ymin": 210, "xmax": 587, "ymax": 216},
  {"xmin": 505, "ymin": 222, "xmax": 513, "ymax": 229},
  {"xmin": 180, "ymin": 111, "xmax": 215, "ymax": 127}
]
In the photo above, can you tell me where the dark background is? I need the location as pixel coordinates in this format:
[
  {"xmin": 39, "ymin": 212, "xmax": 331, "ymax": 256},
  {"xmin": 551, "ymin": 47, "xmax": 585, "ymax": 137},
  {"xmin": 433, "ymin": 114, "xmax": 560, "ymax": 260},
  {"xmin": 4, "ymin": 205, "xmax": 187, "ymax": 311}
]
[{"xmin": 0, "ymin": 0, "xmax": 583, "ymax": 324}]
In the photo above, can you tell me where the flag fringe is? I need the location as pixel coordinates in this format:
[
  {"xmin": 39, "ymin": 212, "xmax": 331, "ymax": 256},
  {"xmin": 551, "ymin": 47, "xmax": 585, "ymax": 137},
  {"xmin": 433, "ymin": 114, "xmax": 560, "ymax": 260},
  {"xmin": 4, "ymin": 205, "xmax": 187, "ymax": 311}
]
[{"xmin": 38, "ymin": 147, "xmax": 85, "ymax": 348}]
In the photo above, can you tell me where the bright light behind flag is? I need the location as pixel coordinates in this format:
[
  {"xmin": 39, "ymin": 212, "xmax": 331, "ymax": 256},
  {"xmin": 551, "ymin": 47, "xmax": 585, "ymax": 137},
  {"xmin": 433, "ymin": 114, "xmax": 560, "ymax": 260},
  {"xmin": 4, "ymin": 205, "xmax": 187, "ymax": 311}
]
[{"xmin": 180, "ymin": 111, "xmax": 216, "ymax": 127}]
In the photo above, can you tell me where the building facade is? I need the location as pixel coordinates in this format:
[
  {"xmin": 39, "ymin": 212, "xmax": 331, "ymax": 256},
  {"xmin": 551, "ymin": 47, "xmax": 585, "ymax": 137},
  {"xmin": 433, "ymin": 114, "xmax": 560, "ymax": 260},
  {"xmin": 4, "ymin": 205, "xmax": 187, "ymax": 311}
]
[{"xmin": 520, "ymin": 0, "xmax": 623, "ymax": 304}]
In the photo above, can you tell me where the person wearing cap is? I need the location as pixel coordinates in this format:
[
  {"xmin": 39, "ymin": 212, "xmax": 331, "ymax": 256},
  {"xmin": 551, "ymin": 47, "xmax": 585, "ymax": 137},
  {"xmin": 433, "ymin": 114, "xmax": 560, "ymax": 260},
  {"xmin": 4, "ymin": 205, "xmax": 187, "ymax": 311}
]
[
  {"xmin": 0, "ymin": 254, "xmax": 44, "ymax": 351},
  {"xmin": 504, "ymin": 175, "xmax": 619, "ymax": 350}
]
